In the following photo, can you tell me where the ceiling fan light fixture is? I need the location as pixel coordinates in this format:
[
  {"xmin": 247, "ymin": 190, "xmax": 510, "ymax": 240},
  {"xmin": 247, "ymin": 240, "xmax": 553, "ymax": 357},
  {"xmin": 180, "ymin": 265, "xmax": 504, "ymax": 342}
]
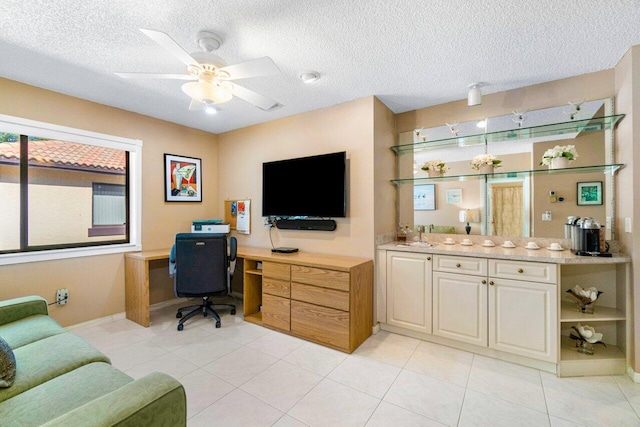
[
  {"xmin": 298, "ymin": 70, "xmax": 320, "ymax": 83},
  {"xmin": 181, "ymin": 81, "xmax": 233, "ymax": 104},
  {"xmin": 202, "ymin": 100, "xmax": 219, "ymax": 114}
]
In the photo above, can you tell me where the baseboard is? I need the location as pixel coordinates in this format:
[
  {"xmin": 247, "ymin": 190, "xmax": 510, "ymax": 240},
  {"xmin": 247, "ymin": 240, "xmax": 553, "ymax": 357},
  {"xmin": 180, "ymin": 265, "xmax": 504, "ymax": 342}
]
[
  {"xmin": 627, "ymin": 366, "xmax": 640, "ymax": 383},
  {"xmin": 372, "ymin": 322, "xmax": 381, "ymax": 335},
  {"xmin": 66, "ymin": 311, "xmax": 126, "ymax": 331}
]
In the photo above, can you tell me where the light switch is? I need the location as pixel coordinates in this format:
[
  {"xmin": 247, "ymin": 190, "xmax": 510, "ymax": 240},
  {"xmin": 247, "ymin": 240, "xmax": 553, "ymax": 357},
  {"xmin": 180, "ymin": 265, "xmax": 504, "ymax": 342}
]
[{"xmin": 625, "ymin": 217, "xmax": 632, "ymax": 233}]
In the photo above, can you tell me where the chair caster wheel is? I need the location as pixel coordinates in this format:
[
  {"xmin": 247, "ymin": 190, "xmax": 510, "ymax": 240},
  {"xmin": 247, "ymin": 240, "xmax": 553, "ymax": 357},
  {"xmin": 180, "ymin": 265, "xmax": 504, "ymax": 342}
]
[
  {"xmin": 231, "ymin": 309, "xmax": 236, "ymax": 315},
  {"xmin": 216, "ymin": 321, "xmax": 221, "ymax": 328},
  {"xmin": 177, "ymin": 324, "xmax": 184, "ymax": 331},
  {"xmin": 204, "ymin": 312, "xmax": 207, "ymax": 317},
  {"xmin": 176, "ymin": 312, "xmax": 182, "ymax": 319}
]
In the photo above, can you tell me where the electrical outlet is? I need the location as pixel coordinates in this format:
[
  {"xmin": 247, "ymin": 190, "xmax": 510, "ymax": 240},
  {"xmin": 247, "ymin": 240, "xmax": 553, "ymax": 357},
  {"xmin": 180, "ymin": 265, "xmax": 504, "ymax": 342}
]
[
  {"xmin": 625, "ymin": 217, "xmax": 632, "ymax": 233},
  {"xmin": 542, "ymin": 211, "xmax": 552, "ymax": 221},
  {"xmin": 56, "ymin": 289, "xmax": 69, "ymax": 305}
]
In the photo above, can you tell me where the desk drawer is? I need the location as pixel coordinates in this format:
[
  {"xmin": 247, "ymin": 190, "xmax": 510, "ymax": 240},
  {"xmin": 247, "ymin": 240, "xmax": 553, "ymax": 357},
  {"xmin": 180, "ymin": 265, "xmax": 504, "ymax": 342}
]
[
  {"xmin": 434, "ymin": 255, "xmax": 487, "ymax": 276},
  {"xmin": 291, "ymin": 265, "xmax": 350, "ymax": 291},
  {"xmin": 263, "ymin": 293, "xmax": 290, "ymax": 331},
  {"xmin": 291, "ymin": 300, "xmax": 349, "ymax": 351},
  {"xmin": 263, "ymin": 262, "xmax": 291, "ymax": 281},
  {"xmin": 263, "ymin": 278, "xmax": 291, "ymax": 298},
  {"xmin": 489, "ymin": 260, "xmax": 557, "ymax": 284},
  {"xmin": 291, "ymin": 282, "xmax": 349, "ymax": 311}
]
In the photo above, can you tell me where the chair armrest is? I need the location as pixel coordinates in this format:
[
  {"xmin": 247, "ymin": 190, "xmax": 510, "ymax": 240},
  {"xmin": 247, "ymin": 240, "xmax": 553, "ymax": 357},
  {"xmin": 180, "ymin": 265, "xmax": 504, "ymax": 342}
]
[
  {"xmin": 42, "ymin": 372, "xmax": 186, "ymax": 427},
  {"xmin": 0, "ymin": 296, "xmax": 48, "ymax": 326}
]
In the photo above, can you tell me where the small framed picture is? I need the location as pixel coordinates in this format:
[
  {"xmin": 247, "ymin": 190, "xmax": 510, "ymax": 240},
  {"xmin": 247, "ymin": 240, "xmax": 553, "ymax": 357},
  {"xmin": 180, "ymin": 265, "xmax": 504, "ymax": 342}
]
[
  {"xmin": 164, "ymin": 154, "xmax": 202, "ymax": 202},
  {"xmin": 414, "ymin": 184, "xmax": 436, "ymax": 211},
  {"xmin": 577, "ymin": 181, "xmax": 603, "ymax": 206},
  {"xmin": 446, "ymin": 188, "xmax": 462, "ymax": 204}
]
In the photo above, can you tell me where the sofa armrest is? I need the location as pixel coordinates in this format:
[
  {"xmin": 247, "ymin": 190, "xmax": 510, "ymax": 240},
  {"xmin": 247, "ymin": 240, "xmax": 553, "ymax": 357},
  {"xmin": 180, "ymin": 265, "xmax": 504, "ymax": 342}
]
[
  {"xmin": 0, "ymin": 296, "xmax": 48, "ymax": 326},
  {"xmin": 42, "ymin": 372, "xmax": 186, "ymax": 427}
]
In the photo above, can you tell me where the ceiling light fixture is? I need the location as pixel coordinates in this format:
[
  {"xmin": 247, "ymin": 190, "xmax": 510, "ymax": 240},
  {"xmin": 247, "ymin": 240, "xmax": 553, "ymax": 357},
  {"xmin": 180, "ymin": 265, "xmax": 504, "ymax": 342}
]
[
  {"xmin": 298, "ymin": 70, "xmax": 320, "ymax": 83},
  {"xmin": 468, "ymin": 82, "xmax": 486, "ymax": 107},
  {"xmin": 202, "ymin": 100, "xmax": 218, "ymax": 114},
  {"xmin": 182, "ymin": 80, "xmax": 233, "ymax": 104}
]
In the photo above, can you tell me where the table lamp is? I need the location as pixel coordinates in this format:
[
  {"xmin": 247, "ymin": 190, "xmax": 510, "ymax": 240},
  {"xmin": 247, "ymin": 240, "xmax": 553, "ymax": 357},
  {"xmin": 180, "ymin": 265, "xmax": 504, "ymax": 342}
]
[{"xmin": 459, "ymin": 210, "xmax": 471, "ymax": 234}]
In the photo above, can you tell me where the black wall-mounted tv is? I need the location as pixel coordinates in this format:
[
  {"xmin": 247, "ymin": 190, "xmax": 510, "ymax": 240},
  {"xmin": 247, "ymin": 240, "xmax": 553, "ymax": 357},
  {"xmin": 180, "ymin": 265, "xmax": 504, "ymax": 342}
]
[{"xmin": 262, "ymin": 151, "xmax": 346, "ymax": 218}]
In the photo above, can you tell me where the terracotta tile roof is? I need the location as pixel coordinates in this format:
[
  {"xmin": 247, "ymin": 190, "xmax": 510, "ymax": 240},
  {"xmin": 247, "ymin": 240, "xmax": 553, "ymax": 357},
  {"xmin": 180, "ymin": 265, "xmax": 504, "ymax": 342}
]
[{"xmin": 0, "ymin": 140, "xmax": 126, "ymax": 172}]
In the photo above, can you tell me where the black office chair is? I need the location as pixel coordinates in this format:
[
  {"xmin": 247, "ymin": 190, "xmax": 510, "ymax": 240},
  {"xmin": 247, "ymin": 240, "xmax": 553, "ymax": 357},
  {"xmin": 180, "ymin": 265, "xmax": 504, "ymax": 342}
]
[{"xmin": 169, "ymin": 233, "xmax": 237, "ymax": 330}]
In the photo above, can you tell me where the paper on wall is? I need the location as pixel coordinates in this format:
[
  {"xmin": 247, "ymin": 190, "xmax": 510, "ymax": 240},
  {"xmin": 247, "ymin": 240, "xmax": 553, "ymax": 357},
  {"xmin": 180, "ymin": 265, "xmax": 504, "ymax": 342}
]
[{"xmin": 236, "ymin": 200, "xmax": 250, "ymax": 234}]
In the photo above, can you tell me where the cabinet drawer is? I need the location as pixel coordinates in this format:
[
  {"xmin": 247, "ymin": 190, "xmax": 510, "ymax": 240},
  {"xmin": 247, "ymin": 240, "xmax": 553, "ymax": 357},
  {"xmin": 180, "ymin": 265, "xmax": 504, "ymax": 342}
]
[
  {"xmin": 291, "ymin": 282, "xmax": 349, "ymax": 311},
  {"xmin": 263, "ymin": 278, "xmax": 291, "ymax": 298},
  {"xmin": 262, "ymin": 293, "xmax": 291, "ymax": 331},
  {"xmin": 291, "ymin": 265, "xmax": 350, "ymax": 292},
  {"xmin": 291, "ymin": 300, "xmax": 349, "ymax": 351},
  {"xmin": 433, "ymin": 255, "xmax": 487, "ymax": 276},
  {"xmin": 263, "ymin": 262, "xmax": 291, "ymax": 281},
  {"xmin": 489, "ymin": 260, "xmax": 557, "ymax": 284}
]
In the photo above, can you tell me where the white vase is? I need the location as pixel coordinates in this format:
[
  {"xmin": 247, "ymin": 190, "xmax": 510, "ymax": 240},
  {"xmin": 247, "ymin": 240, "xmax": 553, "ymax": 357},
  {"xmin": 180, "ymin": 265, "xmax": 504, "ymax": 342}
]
[
  {"xmin": 550, "ymin": 157, "xmax": 570, "ymax": 169},
  {"xmin": 427, "ymin": 170, "xmax": 442, "ymax": 177},
  {"xmin": 479, "ymin": 164, "xmax": 494, "ymax": 174}
]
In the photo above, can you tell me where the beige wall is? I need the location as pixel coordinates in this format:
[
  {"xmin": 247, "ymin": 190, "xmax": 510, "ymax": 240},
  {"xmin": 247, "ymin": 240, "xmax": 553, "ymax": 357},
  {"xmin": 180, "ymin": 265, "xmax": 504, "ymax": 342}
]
[
  {"xmin": 0, "ymin": 78, "xmax": 218, "ymax": 326},
  {"xmin": 373, "ymin": 98, "xmax": 397, "ymax": 239},
  {"xmin": 216, "ymin": 96, "xmax": 381, "ymax": 260}
]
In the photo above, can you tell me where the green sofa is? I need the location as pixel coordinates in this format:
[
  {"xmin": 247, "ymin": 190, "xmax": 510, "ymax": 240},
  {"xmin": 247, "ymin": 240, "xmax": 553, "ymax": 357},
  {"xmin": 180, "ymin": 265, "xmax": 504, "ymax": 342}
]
[{"xmin": 0, "ymin": 296, "xmax": 187, "ymax": 426}]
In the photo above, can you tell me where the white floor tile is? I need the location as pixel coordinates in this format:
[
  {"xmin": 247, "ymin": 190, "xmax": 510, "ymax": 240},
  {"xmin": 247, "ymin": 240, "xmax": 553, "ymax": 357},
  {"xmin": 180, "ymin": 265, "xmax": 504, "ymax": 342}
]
[
  {"xmin": 123, "ymin": 352, "xmax": 199, "ymax": 380},
  {"xmin": 458, "ymin": 389, "xmax": 550, "ymax": 427},
  {"xmin": 147, "ymin": 326, "xmax": 216, "ymax": 352},
  {"xmin": 178, "ymin": 368, "xmax": 235, "ymax": 419},
  {"xmin": 549, "ymin": 416, "xmax": 587, "ymax": 427},
  {"xmin": 240, "ymin": 360, "xmax": 322, "ymax": 412},
  {"xmin": 173, "ymin": 335, "xmax": 243, "ymax": 367},
  {"xmin": 273, "ymin": 414, "xmax": 310, "ymax": 427},
  {"xmin": 203, "ymin": 346, "xmax": 278, "ymax": 386},
  {"xmin": 384, "ymin": 369, "xmax": 465, "ymax": 426},
  {"xmin": 353, "ymin": 330, "xmax": 420, "ymax": 367},
  {"xmin": 328, "ymin": 355, "xmax": 401, "ymax": 398},
  {"xmin": 245, "ymin": 330, "xmax": 307, "ymax": 358},
  {"xmin": 214, "ymin": 321, "xmax": 273, "ymax": 344},
  {"xmin": 366, "ymin": 401, "xmax": 446, "ymax": 426},
  {"xmin": 188, "ymin": 388, "xmax": 283, "ymax": 426},
  {"xmin": 288, "ymin": 378, "xmax": 380, "ymax": 427},
  {"xmin": 107, "ymin": 339, "xmax": 170, "ymax": 371},
  {"xmin": 404, "ymin": 340, "xmax": 474, "ymax": 387},
  {"xmin": 614, "ymin": 375, "xmax": 640, "ymax": 404},
  {"xmin": 283, "ymin": 341, "xmax": 348, "ymax": 376}
]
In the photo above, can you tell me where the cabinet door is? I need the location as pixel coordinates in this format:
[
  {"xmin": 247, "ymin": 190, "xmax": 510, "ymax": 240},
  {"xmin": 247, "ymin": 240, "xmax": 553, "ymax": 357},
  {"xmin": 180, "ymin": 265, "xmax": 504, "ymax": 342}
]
[
  {"xmin": 386, "ymin": 251, "xmax": 432, "ymax": 334},
  {"xmin": 263, "ymin": 293, "xmax": 291, "ymax": 331},
  {"xmin": 433, "ymin": 271, "xmax": 488, "ymax": 346},
  {"xmin": 291, "ymin": 300, "xmax": 349, "ymax": 351},
  {"xmin": 489, "ymin": 278, "xmax": 557, "ymax": 363}
]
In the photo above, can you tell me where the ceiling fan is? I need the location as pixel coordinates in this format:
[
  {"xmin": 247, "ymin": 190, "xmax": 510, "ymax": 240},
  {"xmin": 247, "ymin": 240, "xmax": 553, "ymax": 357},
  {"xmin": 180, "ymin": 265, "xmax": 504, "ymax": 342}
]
[{"xmin": 115, "ymin": 29, "xmax": 281, "ymax": 112}]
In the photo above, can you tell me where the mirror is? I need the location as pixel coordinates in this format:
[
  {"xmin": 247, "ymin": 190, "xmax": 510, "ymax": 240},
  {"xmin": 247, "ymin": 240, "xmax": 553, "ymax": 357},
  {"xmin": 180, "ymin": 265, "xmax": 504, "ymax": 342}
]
[{"xmin": 396, "ymin": 98, "xmax": 618, "ymax": 240}]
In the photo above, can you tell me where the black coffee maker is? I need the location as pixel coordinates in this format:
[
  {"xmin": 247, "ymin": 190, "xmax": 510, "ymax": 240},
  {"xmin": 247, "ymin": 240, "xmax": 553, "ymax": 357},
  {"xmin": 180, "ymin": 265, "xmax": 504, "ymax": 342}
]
[{"xmin": 572, "ymin": 217, "xmax": 611, "ymax": 257}]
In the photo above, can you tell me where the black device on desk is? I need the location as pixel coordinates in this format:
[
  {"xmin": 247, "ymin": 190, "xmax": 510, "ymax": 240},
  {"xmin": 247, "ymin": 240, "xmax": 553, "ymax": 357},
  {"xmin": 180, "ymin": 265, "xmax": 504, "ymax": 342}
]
[{"xmin": 271, "ymin": 247, "xmax": 299, "ymax": 253}]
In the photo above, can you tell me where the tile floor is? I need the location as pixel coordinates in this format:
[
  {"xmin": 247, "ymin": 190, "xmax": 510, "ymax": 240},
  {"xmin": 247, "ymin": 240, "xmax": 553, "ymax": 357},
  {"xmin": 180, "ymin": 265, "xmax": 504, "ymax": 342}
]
[{"xmin": 71, "ymin": 302, "xmax": 640, "ymax": 426}]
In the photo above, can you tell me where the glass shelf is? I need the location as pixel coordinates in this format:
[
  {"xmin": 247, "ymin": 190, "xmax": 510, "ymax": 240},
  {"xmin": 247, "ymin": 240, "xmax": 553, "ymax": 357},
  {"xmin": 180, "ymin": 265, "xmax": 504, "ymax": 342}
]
[
  {"xmin": 391, "ymin": 164, "xmax": 624, "ymax": 186},
  {"xmin": 391, "ymin": 114, "xmax": 625, "ymax": 154}
]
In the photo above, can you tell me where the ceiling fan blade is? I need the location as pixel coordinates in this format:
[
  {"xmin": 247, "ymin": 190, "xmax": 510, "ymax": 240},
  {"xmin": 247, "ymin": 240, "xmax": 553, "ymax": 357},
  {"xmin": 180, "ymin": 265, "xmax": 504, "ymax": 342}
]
[
  {"xmin": 140, "ymin": 29, "xmax": 199, "ymax": 67},
  {"xmin": 115, "ymin": 72, "xmax": 195, "ymax": 80},
  {"xmin": 219, "ymin": 57, "xmax": 280, "ymax": 80},
  {"xmin": 189, "ymin": 99, "xmax": 204, "ymax": 110},
  {"xmin": 231, "ymin": 84, "xmax": 280, "ymax": 111}
]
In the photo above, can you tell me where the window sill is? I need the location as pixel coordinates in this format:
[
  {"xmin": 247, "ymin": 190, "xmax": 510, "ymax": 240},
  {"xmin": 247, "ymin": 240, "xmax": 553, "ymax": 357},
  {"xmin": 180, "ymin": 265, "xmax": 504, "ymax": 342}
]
[
  {"xmin": 0, "ymin": 243, "xmax": 142, "ymax": 266},
  {"xmin": 88, "ymin": 225, "xmax": 126, "ymax": 237}
]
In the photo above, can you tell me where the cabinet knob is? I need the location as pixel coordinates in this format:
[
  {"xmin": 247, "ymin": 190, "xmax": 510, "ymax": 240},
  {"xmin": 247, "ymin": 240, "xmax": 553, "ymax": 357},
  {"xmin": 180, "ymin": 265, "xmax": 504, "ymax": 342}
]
[
  {"xmin": 518, "ymin": 268, "xmax": 524, "ymax": 273},
  {"xmin": 427, "ymin": 257, "xmax": 431, "ymax": 261},
  {"xmin": 482, "ymin": 280, "xmax": 487, "ymax": 284},
  {"xmin": 456, "ymin": 263, "xmax": 461, "ymax": 268},
  {"xmin": 489, "ymin": 281, "xmax": 495, "ymax": 286}
]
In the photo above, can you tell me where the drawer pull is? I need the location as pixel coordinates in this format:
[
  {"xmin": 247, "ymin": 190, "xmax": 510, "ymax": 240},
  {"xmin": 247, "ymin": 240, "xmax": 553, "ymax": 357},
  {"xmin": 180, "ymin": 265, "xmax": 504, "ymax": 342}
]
[
  {"xmin": 489, "ymin": 281, "xmax": 495, "ymax": 286},
  {"xmin": 456, "ymin": 263, "xmax": 461, "ymax": 268},
  {"xmin": 481, "ymin": 280, "xmax": 487, "ymax": 284},
  {"xmin": 427, "ymin": 257, "xmax": 431, "ymax": 261},
  {"xmin": 518, "ymin": 268, "xmax": 524, "ymax": 273}
]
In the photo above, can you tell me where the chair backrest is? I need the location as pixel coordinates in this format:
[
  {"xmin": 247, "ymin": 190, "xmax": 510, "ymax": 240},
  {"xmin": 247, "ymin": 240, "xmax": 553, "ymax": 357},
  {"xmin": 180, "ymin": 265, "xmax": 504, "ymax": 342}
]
[{"xmin": 173, "ymin": 233, "xmax": 229, "ymax": 297}]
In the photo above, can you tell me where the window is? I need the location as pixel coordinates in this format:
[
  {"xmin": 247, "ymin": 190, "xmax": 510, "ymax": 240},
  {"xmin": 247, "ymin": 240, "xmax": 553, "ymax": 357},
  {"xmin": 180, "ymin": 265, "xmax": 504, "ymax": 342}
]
[{"xmin": 0, "ymin": 114, "xmax": 141, "ymax": 265}]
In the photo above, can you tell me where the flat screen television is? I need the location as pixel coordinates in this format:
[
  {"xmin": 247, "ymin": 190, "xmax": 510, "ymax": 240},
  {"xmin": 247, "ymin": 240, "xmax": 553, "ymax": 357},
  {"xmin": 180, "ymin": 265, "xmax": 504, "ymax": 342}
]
[{"xmin": 262, "ymin": 151, "xmax": 346, "ymax": 218}]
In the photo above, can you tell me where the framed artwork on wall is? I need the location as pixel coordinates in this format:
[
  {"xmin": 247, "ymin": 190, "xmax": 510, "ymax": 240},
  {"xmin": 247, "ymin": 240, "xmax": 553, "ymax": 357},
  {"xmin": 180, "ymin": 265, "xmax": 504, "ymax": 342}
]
[
  {"xmin": 164, "ymin": 154, "xmax": 202, "ymax": 202},
  {"xmin": 414, "ymin": 184, "xmax": 436, "ymax": 210},
  {"xmin": 446, "ymin": 188, "xmax": 462, "ymax": 204},
  {"xmin": 577, "ymin": 181, "xmax": 603, "ymax": 206}
]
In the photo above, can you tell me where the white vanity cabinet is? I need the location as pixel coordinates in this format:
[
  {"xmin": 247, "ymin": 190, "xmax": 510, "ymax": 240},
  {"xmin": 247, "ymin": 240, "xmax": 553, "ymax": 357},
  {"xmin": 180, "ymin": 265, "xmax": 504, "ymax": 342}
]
[{"xmin": 386, "ymin": 251, "xmax": 432, "ymax": 334}]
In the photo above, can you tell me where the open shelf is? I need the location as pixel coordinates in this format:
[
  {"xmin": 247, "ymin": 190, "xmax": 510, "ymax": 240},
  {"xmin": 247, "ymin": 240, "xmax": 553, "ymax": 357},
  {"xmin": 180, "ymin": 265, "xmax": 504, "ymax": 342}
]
[
  {"xmin": 391, "ymin": 114, "xmax": 625, "ymax": 154},
  {"xmin": 560, "ymin": 301, "xmax": 625, "ymax": 323},
  {"xmin": 244, "ymin": 311, "xmax": 263, "ymax": 325},
  {"xmin": 558, "ymin": 336, "xmax": 625, "ymax": 377},
  {"xmin": 391, "ymin": 164, "xmax": 624, "ymax": 185},
  {"xmin": 246, "ymin": 269, "xmax": 263, "ymax": 276}
]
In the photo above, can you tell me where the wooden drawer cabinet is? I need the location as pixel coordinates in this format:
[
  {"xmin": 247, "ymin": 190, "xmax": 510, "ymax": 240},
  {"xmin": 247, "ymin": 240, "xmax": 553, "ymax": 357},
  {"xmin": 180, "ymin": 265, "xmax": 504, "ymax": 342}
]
[
  {"xmin": 489, "ymin": 259, "xmax": 557, "ymax": 284},
  {"xmin": 263, "ymin": 261, "xmax": 291, "ymax": 281},
  {"xmin": 434, "ymin": 255, "xmax": 487, "ymax": 276},
  {"xmin": 291, "ymin": 282, "xmax": 349, "ymax": 311},
  {"xmin": 263, "ymin": 278, "xmax": 290, "ymax": 298},
  {"xmin": 291, "ymin": 300, "xmax": 349, "ymax": 350},
  {"xmin": 262, "ymin": 293, "xmax": 291, "ymax": 331},
  {"xmin": 291, "ymin": 265, "xmax": 350, "ymax": 291}
]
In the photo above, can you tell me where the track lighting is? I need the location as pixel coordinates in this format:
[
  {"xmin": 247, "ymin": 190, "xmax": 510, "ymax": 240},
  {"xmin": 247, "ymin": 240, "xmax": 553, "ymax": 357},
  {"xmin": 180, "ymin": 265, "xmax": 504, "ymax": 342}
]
[{"xmin": 468, "ymin": 83, "xmax": 485, "ymax": 106}]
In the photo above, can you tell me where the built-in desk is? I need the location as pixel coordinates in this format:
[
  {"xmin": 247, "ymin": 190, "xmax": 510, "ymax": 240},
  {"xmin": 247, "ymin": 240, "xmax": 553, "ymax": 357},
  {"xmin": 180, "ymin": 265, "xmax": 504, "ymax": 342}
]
[{"xmin": 124, "ymin": 247, "xmax": 373, "ymax": 353}]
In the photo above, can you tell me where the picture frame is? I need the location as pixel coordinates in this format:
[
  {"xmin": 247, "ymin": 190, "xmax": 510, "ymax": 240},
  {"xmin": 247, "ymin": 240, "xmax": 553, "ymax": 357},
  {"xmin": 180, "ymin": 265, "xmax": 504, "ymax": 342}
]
[
  {"xmin": 164, "ymin": 154, "xmax": 202, "ymax": 202},
  {"xmin": 577, "ymin": 181, "xmax": 603, "ymax": 206},
  {"xmin": 446, "ymin": 188, "xmax": 462, "ymax": 204},
  {"xmin": 414, "ymin": 184, "xmax": 436, "ymax": 211}
]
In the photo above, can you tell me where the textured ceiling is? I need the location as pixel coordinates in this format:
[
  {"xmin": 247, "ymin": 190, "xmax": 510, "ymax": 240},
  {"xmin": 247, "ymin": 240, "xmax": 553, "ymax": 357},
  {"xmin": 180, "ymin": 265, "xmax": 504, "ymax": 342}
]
[{"xmin": 1, "ymin": 1, "xmax": 639, "ymax": 134}]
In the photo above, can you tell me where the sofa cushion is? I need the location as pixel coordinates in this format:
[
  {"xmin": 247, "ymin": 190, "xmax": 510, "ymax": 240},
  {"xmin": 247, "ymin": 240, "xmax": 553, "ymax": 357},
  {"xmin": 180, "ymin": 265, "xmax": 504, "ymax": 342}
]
[
  {"xmin": 0, "ymin": 315, "xmax": 66, "ymax": 349},
  {"xmin": 0, "ymin": 337, "xmax": 16, "ymax": 388},
  {"xmin": 0, "ymin": 362, "xmax": 133, "ymax": 426},
  {"xmin": 0, "ymin": 332, "xmax": 110, "ymax": 402}
]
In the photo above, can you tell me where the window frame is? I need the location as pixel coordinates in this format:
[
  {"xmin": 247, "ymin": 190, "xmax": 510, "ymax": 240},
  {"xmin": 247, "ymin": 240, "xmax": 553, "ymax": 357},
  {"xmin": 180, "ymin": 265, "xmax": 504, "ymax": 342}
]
[{"xmin": 0, "ymin": 114, "xmax": 142, "ymax": 266}]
